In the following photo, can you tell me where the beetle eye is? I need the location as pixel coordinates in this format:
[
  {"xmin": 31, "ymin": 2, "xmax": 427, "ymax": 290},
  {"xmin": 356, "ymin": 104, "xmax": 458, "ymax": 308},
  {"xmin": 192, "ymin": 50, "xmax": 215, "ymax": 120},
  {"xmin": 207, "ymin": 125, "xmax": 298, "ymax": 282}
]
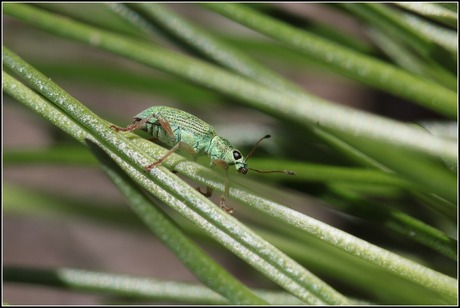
[{"xmin": 233, "ymin": 150, "xmax": 242, "ymax": 160}]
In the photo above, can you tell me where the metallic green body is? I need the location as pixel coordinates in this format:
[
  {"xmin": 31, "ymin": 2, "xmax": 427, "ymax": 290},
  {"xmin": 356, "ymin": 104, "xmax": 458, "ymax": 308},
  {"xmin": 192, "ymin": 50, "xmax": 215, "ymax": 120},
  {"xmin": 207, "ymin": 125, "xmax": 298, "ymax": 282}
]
[
  {"xmin": 134, "ymin": 106, "xmax": 247, "ymax": 172},
  {"xmin": 112, "ymin": 106, "xmax": 294, "ymax": 213}
]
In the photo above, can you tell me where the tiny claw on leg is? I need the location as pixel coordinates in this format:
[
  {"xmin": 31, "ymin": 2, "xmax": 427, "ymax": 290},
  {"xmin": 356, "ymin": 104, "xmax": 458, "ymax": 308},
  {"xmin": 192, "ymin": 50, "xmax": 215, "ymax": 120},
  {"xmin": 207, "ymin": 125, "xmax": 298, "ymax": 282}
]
[
  {"xmin": 196, "ymin": 186, "xmax": 213, "ymax": 197},
  {"xmin": 144, "ymin": 160, "xmax": 161, "ymax": 172},
  {"xmin": 110, "ymin": 120, "xmax": 143, "ymax": 132},
  {"xmin": 110, "ymin": 124, "xmax": 123, "ymax": 132},
  {"xmin": 220, "ymin": 197, "xmax": 234, "ymax": 214}
]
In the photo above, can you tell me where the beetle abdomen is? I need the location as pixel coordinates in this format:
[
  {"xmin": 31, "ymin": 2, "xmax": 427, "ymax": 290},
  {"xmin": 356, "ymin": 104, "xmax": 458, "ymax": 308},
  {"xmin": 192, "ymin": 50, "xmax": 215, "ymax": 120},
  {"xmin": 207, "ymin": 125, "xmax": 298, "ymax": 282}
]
[{"xmin": 135, "ymin": 106, "xmax": 217, "ymax": 153}]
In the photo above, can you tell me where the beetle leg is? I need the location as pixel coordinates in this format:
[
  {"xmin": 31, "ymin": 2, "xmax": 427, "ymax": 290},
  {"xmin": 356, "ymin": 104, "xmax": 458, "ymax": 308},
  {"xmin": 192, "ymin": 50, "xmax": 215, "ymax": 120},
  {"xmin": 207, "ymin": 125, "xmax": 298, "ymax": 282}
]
[
  {"xmin": 197, "ymin": 178, "xmax": 234, "ymax": 214},
  {"xmin": 113, "ymin": 113, "xmax": 176, "ymax": 141},
  {"xmin": 147, "ymin": 137, "xmax": 175, "ymax": 174},
  {"xmin": 110, "ymin": 116, "xmax": 151, "ymax": 132},
  {"xmin": 193, "ymin": 156, "xmax": 209, "ymax": 195},
  {"xmin": 219, "ymin": 176, "xmax": 234, "ymax": 214},
  {"xmin": 155, "ymin": 114, "xmax": 175, "ymax": 141},
  {"xmin": 196, "ymin": 186, "xmax": 213, "ymax": 197},
  {"xmin": 144, "ymin": 113, "xmax": 176, "ymax": 143},
  {"xmin": 207, "ymin": 160, "xmax": 234, "ymax": 213},
  {"xmin": 220, "ymin": 200, "xmax": 234, "ymax": 214},
  {"xmin": 145, "ymin": 142, "xmax": 181, "ymax": 171},
  {"xmin": 212, "ymin": 159, "xmax": 229, "ymax": 169}
]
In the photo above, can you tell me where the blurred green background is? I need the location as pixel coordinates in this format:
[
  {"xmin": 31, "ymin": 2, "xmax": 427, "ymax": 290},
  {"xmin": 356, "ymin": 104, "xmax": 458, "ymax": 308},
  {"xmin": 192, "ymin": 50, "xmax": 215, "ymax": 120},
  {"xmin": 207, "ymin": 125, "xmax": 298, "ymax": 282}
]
[{"xmin": 3, "ymin": 3, "xmax": 457, "ymax": 305}]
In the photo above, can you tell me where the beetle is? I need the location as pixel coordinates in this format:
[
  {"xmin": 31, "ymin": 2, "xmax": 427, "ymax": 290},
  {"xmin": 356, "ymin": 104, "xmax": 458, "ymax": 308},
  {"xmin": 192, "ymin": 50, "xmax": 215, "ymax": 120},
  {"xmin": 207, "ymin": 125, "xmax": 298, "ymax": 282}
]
[{"xmin": 110, "ymin": 106, "xmax": 294, "ymax": 213}]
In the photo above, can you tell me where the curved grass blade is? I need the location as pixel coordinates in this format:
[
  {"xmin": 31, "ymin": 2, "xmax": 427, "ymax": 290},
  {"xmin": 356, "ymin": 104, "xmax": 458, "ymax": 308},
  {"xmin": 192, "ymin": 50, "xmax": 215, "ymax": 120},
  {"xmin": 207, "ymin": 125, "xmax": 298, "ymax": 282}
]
[
  {"xmin": 86, "ymin": 139, "xmax": 269, "ymax": 305},
  {"xmin": 3, "ymin": 49, "xmax": 350, "ymax": 305},
  {"xmin": 202, "ymin": 3, "xmax": 456, "ymax": 118},
  {"xmin": 4, "ymin": 3, "xmax": 456, "ymax": 162},
  {"xmin": 3, "ymin": 266, "xmax": 305, "ymax": 305}
]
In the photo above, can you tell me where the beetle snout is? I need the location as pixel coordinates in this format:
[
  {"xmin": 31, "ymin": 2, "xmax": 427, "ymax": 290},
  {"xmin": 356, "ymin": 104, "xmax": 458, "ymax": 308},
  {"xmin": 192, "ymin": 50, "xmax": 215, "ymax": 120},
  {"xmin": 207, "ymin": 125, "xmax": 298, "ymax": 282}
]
[{"xmin": 238, "ymin": 167, "xmax": 248, "ymax": 174}]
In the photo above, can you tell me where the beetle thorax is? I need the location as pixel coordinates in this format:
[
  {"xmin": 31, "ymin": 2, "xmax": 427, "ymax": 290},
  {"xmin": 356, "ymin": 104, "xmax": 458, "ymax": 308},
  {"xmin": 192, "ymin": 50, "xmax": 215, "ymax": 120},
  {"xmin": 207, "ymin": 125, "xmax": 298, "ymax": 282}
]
[
  {"xmin": 208, "ymin": 136, "xmax": 247, "ymax": 172},
  {"xmin": 208, "ymin": 136, "xmax": 235, "ymax": 163}
]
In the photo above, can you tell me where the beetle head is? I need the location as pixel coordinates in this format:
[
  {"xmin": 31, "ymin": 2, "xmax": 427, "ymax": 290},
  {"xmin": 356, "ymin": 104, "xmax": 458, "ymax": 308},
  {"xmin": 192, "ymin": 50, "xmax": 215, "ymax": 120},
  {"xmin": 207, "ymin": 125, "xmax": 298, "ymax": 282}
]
[{"xmin": 210, "ymin": 135, "xmax": 294, "ymax": 176}]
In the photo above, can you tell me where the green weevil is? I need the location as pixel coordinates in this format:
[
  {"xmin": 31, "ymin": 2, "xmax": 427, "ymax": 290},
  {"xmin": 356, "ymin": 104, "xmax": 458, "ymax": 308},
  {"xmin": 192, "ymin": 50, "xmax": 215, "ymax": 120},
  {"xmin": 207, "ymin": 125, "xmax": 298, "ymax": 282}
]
[{"xmin": 110, "ymin": 106, "xmax": 295, "ymax": 213}]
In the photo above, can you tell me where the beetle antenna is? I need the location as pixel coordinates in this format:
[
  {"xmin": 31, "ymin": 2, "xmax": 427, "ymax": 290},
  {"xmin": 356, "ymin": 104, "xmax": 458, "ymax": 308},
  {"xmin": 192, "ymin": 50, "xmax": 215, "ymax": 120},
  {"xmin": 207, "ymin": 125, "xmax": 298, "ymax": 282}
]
[
  {"xmin": 245, "ymin": 135, "xmax": 295, "ymax": 175},
  {"xmin": 244, "ymin": 134, "xmax": 271, "ymax": 163},
  {"xmin": 249, "ymin": 168, "xmax": 295, "ymax": 175}
]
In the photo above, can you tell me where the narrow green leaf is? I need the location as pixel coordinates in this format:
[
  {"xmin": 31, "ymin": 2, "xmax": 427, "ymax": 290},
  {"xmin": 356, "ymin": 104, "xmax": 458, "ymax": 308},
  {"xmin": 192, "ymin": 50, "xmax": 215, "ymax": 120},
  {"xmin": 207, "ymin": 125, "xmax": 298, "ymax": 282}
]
[
  {"xmin": 107, "ymin": 3, "xmax": 457, "ymax": 200},
  {"xmin": 110, "ymin": 3, "xmax": 391, "ymax": 178},
  {"xmin": 338, "ymin": 3, "xmax": 456, "ymax": 75},
  {"xmin": 118, "ymin": 3, "xmax": 302, "ymax": 93},
  {"xmin": 370, "ymin": 28, "xmax": 457, "ymax": 90},
  {"xmin": 3, "ymin": 49, "xmax": 350, "ymax": 305},
  {"xmin": 121, "ymin": 130, "xmax": 457, "ymax": 301},
  {"xmin": 394, "ymin": 2, "xmax": 458, "ymax": 28},
  {"xmin": 85, "ymin": 139, "xmax": 268, "ymax": 305},
  {"xmin": 3, "ymin": 69, "xmax": 456, "ymax": 303},
  {"xmin": 324, "ymin": 185, "xmax": 457, "ymax": 261},
  {"xmin": 3, "ymin": 145, "xmax": 97, "ymax": 165},
  {"xmin": 4, "ymin": 4, "xmax": 457, "ymax": 162},
  {"xmin": 334, "ymin": 130, "xmax": 457, "ymax": 204},
  {"xmin": 3, "ymin": 266, "xmax": 305, "ymax": 305},
  {"xmin": 3, "ymin": 184, "xmax": 140, "ymax": 228},
  {"xmin": 202, "ymin": 3, "xmax": 457, "ymax": 117},
  {"xmin": 34, "ymin": 3, "xmax": 142, "ymax": 37},
  {"xmin": 340, "ymin": 4, "xmax": 448, "ymax": 58},
  {"xmin": 2, "ymin": 3, "xmax": 455, "ymax": 302},
  {"xmin": 400, "ymin": 12, "xmax": 457, "ymax": 54}
]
